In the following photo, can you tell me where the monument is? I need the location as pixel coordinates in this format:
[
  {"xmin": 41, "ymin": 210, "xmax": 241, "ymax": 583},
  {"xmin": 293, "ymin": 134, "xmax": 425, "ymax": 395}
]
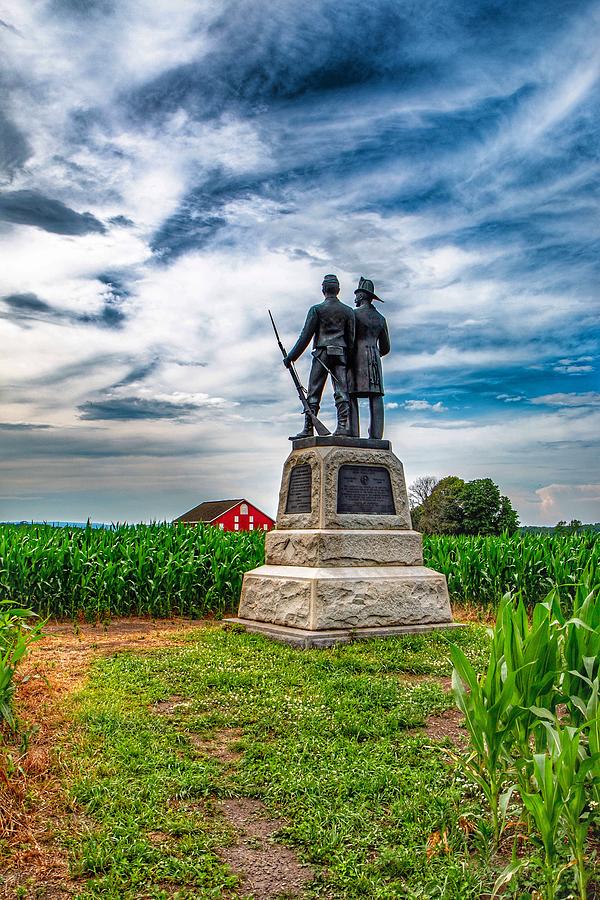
[{"xmin": 226, "ymin": 275, "xmax": 456, "ymax": 647}]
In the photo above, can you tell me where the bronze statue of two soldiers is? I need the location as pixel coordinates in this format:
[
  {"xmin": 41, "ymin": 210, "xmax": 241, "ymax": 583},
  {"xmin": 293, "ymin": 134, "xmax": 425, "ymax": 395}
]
[{"xmin": 283, "ymin": 274, "xmax": 390, "ymax": 440}]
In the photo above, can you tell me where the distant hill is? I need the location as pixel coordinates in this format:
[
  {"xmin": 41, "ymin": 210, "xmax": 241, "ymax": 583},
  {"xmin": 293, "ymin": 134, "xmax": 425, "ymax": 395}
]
[
  {"xmin": 1, "ymin": 520, "xmax": 109, "ymax": 529},
  {"xmin": 520, "ymin": 523, "xmax": 600, "ymax": 534}
]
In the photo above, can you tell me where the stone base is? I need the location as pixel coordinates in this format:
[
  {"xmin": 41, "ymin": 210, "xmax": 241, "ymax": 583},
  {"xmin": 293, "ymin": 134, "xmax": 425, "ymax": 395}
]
[
  {"xmin": 291, "ymin": 436, "xmax": 391, "ymax": 450},
  {"xmin": 266, "ymin": 529, "xmax": 423, "ymax": 567},
  {"xmin": 224, "ymin": 618, "xmax": 463, "ymax": 649},
  {"xmin": 278, "ymin": 443, "xmax": 411, "ymax": 530},
  {"xmin": 238, "ymin": 564, "xmax": 453, "ymax": 630}
]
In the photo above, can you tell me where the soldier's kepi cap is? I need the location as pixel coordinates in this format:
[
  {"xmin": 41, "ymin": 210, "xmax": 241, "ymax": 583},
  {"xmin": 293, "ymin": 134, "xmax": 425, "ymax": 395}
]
[
  {"xmin": 322, "ymin": 274, "xmax": 340, "ymax": 287},
  {"xmin": 355, "ymin": 275, "xmax": 384, "ymax": 302}
]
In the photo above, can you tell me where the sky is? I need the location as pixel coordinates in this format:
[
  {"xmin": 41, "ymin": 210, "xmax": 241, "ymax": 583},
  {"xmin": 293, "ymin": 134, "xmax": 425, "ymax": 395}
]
[{"xmin": 0, "ymin": 0, "xmax": 599, "ymax": 526}]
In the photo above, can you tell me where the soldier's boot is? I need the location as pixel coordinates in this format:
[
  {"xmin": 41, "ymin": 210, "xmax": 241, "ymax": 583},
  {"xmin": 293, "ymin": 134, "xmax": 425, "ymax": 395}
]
[
  {"xmin": 289, "ymin": 406, "xmax": 317, "ymax": 440},
  {"xmin": 333, "ymin": 401, "xmax": 351, "ymax": 437}
]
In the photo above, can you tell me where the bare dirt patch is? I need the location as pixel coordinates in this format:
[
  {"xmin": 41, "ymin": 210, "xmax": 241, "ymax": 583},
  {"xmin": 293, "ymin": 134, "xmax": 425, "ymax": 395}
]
[
  {"xmin": 423, "ymin": 706, "xmax": 468, "ymax": 748},
  {"xmin": 190, "ymin": 727, "xmax": 244, "ymax": 763},
  {"xmin": 397, "ymin": 674, "xmax": 466, "ymax": 748},
  {"xmin": 218, "ymin": 798, "xmax": 314, "ymax": 899},
  {"xmin": 153, "ymin": 695, "xmax": 191, "ymax": 714},
  {"xmin": 451, "ymin": 603, "xmax": 495, "ymax": 625}
]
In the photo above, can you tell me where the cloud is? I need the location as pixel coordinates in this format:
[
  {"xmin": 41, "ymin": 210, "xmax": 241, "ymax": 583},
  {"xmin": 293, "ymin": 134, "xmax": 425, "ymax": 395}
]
[
  {"xmin": 0, "ymin": 422, "xmax": 54, "ymax": 431},
  {"xmin": 1, "ymin": 289, "xmax": 126, "ymax": 329},
  {"xmin": 535, "ymin": 483, "xmax": 600, "ymax": 518},
  {"xmin": 0, "ymin": 190, "xmax": 105, "ymax": 235},
  {"xmin": 78, "ymin": 392, "xmax": 230, "ymax": 420},
  {"xmin": 531, "ymin": 392, "xmax": 600, "ymax": 407},
  {"xmin": 553, "ymin": 363, "xmax": 594, "ymax": 374},
  {"xmin": 0, "ymin": 111, "xmax": 30, "ymax": 178},
  {"xmin": 0, "ymin": 0, "xmax": 599, "ymax": 523},
  {"xmin": 404, "ymin": 399, "xmax": 447, "ymax": 412}
]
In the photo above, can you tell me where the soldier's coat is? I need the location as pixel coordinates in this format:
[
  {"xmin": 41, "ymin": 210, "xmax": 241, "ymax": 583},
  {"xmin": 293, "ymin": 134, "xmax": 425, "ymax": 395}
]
[{"xmin": 349, "ymin": 303, "xmax": 390, "ymax": 397}]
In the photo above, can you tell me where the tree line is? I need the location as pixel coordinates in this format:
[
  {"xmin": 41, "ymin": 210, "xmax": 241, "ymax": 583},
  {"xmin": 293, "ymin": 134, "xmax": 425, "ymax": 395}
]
[{"xmin": 409, "ymin": 475, "xmax": 519, "ymax": 535}]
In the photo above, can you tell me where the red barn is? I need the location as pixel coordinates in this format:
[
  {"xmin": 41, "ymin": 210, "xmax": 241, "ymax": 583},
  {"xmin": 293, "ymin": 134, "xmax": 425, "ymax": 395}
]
[{"xmin": 173, "ymin": 499, "xmax": 275, "ymax": 532}]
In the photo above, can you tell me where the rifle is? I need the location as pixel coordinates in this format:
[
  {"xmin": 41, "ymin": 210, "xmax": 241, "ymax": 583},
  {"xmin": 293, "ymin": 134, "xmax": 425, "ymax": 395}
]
[{"xmin": 268, "ymin": 310, "xmax": 331, "ymax": 437}]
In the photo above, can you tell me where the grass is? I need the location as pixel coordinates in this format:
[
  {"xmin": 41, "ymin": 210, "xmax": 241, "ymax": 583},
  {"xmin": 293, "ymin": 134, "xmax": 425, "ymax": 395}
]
[{"xmin": 57, "ymin": 625, "xmax": 495, "ymax": 899}]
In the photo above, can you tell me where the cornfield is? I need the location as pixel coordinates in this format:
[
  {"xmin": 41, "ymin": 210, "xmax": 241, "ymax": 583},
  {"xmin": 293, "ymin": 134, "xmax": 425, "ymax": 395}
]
[
  {"xmin": 423, "ymin": 531, "xmax": 599, "ymax": 609},
  {"xmin": 0, "ymin": 524, "xmax": 597, "ymax": 619},
  {"xmin": 0, "ymin": 523, "xmax": 264, "ymax": 619}
]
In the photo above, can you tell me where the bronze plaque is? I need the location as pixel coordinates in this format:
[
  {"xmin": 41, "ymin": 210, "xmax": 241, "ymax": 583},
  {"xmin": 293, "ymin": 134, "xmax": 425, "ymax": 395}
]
[
  {"xmin": 337, "ymin": 465, "xmax": 395, "ymax": 514},
  {"xmin": 285, "ymin": 464, "xmax": 312, "ymax": 514}
]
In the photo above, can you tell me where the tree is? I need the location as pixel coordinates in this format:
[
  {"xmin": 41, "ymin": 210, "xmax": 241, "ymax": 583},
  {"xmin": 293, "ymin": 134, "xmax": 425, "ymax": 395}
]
[
  {"xmin": 408, "ymin": 475, "xmax": 439, "ymax": 510},
  {"xmin": 460, "ymin": 478, "xmax": 519, "ymax": 535},
  {"xmin": 497, "ymin": 495, "xmax": 520, "ymax": 533},
  {"xmin": 412, "ymin": 475, "xmax": 519, "ymax": 535},
  {"xmin": 413, "ymin": 476, "xmax": 465, "ymax": 534},
  {"xmin": 555, "ymin": 519, "xmax": 583, "ymax": 534}
]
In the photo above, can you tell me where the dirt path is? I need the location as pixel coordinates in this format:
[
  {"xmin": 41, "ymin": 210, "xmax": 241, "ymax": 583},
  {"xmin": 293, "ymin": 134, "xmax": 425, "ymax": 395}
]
[{"xmin": 0, "ymin": 617, "xmax": 205, "ymax": 899}]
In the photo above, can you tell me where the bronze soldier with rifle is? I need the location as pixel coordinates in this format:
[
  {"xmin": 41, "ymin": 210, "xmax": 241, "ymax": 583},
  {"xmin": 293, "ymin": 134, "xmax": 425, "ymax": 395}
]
[
  {"xmin": 279, "ymin": 274, "xmax": 355, "ymax": 439},
  {"xmin": 271, "ymin": 273, "xmax": 390, "ymax": 441}
]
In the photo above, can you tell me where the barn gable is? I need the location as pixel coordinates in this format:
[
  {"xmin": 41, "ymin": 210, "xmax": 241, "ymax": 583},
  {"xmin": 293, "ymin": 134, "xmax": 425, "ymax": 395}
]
[
  {"xmin": 174, "ymin": 499, "xmax": 243, "ymax": 524},
  {"xmin": 173, "ymin": 499, "xmax": 275, "ymax": 530}
]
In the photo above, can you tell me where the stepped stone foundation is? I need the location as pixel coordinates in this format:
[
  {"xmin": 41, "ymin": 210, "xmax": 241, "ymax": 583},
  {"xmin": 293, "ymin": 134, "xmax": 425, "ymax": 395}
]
[{"xmin": 225, "ymin": 437, "xmax": 458, "ymax": 648}]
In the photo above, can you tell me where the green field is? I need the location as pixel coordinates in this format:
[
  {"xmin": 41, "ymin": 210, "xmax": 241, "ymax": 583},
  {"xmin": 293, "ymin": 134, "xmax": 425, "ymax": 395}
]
[
  {"xmin": 36, "ymin": 613, "xmax": 598, "ymax": 899},
  {"xmin": 0, "ymin": 524, "xmax": 598, "ymax": 619},
  {"xmin": 60, "ymin": 625, "xmax": 496, "ymax": 898}
]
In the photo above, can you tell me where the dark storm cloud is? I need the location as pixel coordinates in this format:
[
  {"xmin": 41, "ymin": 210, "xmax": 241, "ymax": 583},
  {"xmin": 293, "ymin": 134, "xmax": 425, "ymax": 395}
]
[
  {"xmin": 78, "ymin": 397, "xmax": 200, "ymax": 420},
  {"xmin": 0, "ymin": 190, "xmax": 105, "ymax": 234},
  {"xmin": 125, "ymin": 1, "xmax": 431, "ymax": 124},
  {"xmin": 0, "ymin": 18, "xmax": 21, "ymax": 34},
  {"xmin": 0, "ymin": 422, "xmax": 54, "ymax": 431},
  {"xmin": 149, "ymin": 169, "xmax": 266, "ymax": 260},
  {"xmin": 111, "ymin": 358, "xmax": 162, "ymax": 388},
  {"xmin": 107, "ymin": 214, "xmax": 134, "ymax": 227},
  {"xmin": 2, "ymin": 281, "xmax": 126, "ymax": 329},
  {"xmin": 2, "ymin": 293, "xmax": 53, "ymax": 315},
  {"xmin": 21, "ymin": 354, "xmax": 124, "ymax": 387},
  {"xmin": 125, "ymin": 0, "xmax": 578, "ymax": 127},
  {"xmin": 0, "ymin": 424, "xmax": 209, "ymax": 461}
]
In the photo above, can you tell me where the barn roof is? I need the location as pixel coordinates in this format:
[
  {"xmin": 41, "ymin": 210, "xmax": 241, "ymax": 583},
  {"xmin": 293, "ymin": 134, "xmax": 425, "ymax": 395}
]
[{"xmin": 174, "ymin": 499, "xmax": 244, "ymax": 523}]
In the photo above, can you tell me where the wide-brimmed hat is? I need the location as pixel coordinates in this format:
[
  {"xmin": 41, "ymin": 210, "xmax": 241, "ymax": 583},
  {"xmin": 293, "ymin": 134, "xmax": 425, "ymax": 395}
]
[{"xmin": 354, "ymin": 276, "xmax": 384, "ymax": 302}]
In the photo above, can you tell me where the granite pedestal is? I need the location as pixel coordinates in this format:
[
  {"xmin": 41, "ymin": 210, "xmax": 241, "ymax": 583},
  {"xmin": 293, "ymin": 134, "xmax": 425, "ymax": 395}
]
[{"xmin": 226, "ymin": 437, "xmax": 456, "ymax": 647}]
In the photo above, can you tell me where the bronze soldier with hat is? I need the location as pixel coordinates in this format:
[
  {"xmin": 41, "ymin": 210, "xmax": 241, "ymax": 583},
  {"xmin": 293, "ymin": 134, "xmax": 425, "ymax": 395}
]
[
  {"xmin": 348, "ymin": 276, "xmax": 390, "ymax": 439},
  {"xmin": 283, "ymin": 274, "xmax": 355, "ymax": 438}
]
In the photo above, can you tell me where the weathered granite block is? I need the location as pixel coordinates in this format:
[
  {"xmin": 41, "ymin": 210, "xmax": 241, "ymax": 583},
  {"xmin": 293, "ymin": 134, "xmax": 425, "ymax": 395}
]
[
  {"xmin": 265, "ymin": 529, "xmax": 423, "ymax": 567},
  {"xmin": 231, "ymin": 440, "xmax": 456, "ymax": 646},
  {"xmin": 277, "ymin": 444, "xmax": 412, "ymax": 531},
  {"xmin": 237, "ymin": 570, "xmax": 312, "ymax": 628},
  {"xmin": 237, "ymin": 564, "xmax": 452, "ymax": 631}
]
